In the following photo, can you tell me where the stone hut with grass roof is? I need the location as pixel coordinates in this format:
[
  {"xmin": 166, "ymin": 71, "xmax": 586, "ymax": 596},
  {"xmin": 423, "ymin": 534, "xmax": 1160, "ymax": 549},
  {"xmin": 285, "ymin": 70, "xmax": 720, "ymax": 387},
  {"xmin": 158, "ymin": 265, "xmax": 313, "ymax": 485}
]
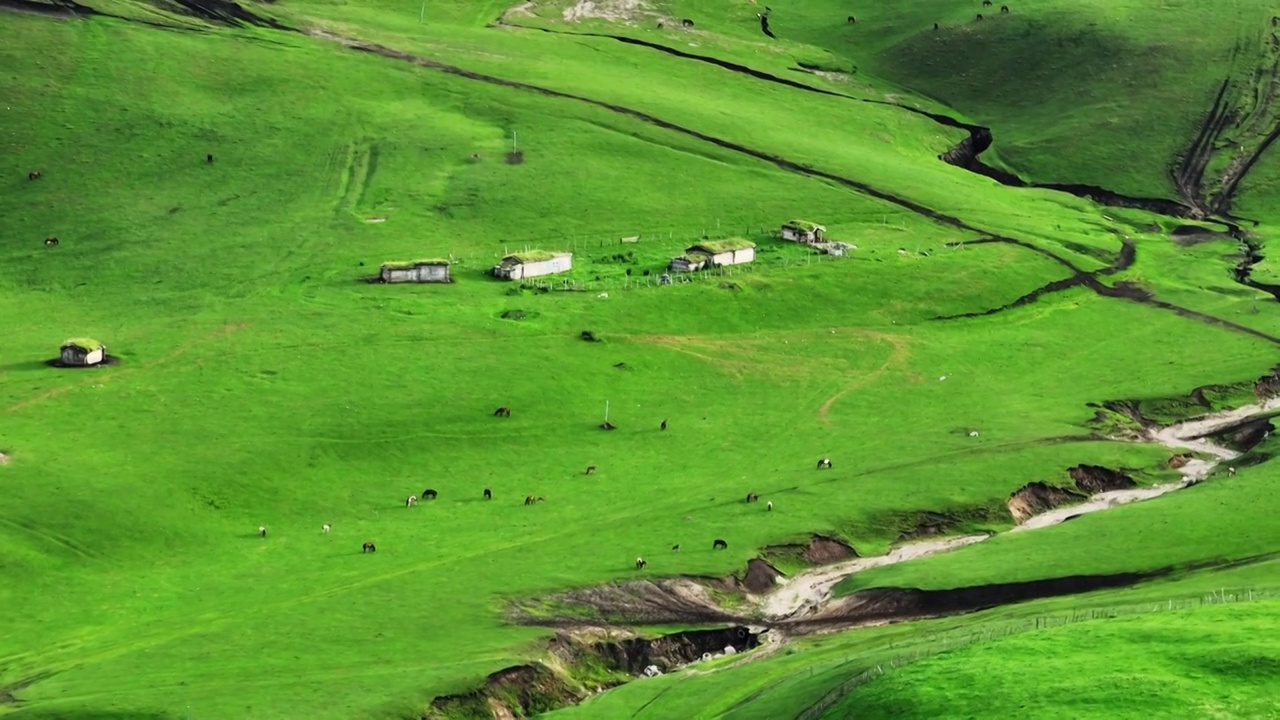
[
  {"xmin": 380, "ymin": 259, "xmax": 452, "ymax": 283},
  {"xmin": 492, "ymin": 250, "xmax": 572, "ymax": 280},
  {"xmin": 780, "ymin": 219, "xmax": 826, "ymax": 243},
  {"xmin": 60, "ymin": 338, "xmax": 105, "ymax": 366},
  {"xmin": 670, "ymin": 238, "xmax": 755, "ymax": 272}
]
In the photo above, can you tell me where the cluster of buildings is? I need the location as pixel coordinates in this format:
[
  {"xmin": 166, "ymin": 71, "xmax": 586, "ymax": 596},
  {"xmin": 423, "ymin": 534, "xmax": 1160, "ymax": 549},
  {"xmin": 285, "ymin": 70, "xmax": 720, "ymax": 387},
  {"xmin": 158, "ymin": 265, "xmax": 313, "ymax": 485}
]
[{"xmin": 374, "ymin": 220, "xmax": 839, "ymax": 286}]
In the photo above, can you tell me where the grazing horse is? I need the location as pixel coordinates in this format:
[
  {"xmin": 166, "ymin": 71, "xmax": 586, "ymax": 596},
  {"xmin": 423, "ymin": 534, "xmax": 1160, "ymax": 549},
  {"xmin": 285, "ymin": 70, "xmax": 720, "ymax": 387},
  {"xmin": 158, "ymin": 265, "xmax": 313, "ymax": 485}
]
[
  {"xmin": 28, "ymin": 171, "xmax": 41, "ymax": 180},
  {"xmin": 672, "ymin": 544, "xmax": 680, "ymax": 552},
  {"xmin": 206, "ymin": 154, "xmax": 215, "ymax": 163},
  {"xmin": 933, "ymin": 22, "xmax": 939, "ymax": 30},
  {"xmin": 982, "ymin": 0, "xmax": 992, "ymax": 6},
  {"xmin": 44, "ymin": 236, "xmax": 59, "ymax": 247},
  {"xmin": 817, "ymin": 458, "xmax": 833, "ymax": 469},
  {"xmin": 680, "ymin": 18, "xmax": 693, "ymax": 27},
  {"xmin": 362, "ymin": 541, "xmax": 376, "ymax": 553},
  {"xmin": 494, "ymin": 406, "xmax": 511, "ymax": 417},
  {"xmin": 484, "ymin": 488, "xmax": 492, "ymax": 500},
  {"xmin": 1000, "ymin": 4, "xmax": 1009, "ymax": 12},
  {"xmin": 846, "ymin": 15, "xmax": 855, "ymax": 23},
  {"xmin": 525, "ymin": 495, "xmax": 537, "ymax": 506},
  {"xmin": 322, "ymin": 523, "xmax": 331, "ymax": 534},
  {"xmin": 258, "ymin": 526, "xmax": 267, "ymax": 538},
  {"xmin": 976, "ymin": 13, "xmax": 983, "ymax": 20},
  {"xmin": 422, "ymin": 489, "xmax": 438, "ymax": 500},
  {"xmin": 656, "ymin": 20, "xmax": 664, "ymax": 29},
  {"xmin": 746, "ymin": 492, "xmax": 758, "ymax": 503},
  {"xmin": 405, "ymin": 495, "xmax": 418, "ymax": 507},
  {"xmin": 713, "ymin": 538, "xmax": 728, "ymax": 550},
  {"xmin": 635, "ymin": 557, "xmax": 647, "ymax": 570},
  {"xmin": 766, "ymin": 501, "xmax": 773, "ymax": 511},
  {"xmin": 585, "ymin": 465, "xmax": 596, "ymax": 475},
  {"xmin": 660, "ymin": 419, "xmax": 668, "ymax": 431}
]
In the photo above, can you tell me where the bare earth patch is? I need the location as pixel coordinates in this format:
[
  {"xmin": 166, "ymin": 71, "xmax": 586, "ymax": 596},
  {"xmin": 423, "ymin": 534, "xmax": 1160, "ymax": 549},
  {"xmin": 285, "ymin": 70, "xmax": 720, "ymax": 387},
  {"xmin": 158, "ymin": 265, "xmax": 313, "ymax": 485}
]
[
  {"xmin": 562, "ymin": 0, "xmax": 647, "ymax": 23},
  {"xmin": 0, "ymin": 453, "xmax": 9, "ymax": 465}
]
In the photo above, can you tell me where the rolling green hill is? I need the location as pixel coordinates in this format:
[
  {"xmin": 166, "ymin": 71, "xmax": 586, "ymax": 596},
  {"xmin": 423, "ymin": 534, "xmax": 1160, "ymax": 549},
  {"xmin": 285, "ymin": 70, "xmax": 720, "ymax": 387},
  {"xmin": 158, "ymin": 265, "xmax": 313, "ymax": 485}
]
[{"xmin": 2, "ymin": 1, "xmax": 1278, "ymax": 718}]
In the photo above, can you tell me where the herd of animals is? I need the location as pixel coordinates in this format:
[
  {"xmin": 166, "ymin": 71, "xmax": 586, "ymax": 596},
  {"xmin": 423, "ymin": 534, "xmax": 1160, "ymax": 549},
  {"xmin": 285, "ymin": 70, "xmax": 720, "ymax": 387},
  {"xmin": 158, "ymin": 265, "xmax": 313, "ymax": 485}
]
[{"xmin": 250, "ymin": 406, "xmax": 835, "ymax": 567}]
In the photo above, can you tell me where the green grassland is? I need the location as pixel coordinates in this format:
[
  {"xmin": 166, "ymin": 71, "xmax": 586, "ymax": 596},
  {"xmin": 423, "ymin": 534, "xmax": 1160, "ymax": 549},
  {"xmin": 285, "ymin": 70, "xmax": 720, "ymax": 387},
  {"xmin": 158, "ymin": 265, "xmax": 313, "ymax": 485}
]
[{"xmin": 3, "ymin": 0, "xmax": 1280, "ymax": 718}]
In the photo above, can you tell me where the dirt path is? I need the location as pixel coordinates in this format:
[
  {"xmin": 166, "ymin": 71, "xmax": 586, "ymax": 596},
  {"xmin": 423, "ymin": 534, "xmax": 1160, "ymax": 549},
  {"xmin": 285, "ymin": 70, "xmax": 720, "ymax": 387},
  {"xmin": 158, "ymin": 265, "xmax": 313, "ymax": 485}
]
[{"xmin": 757, "ymin": 398, "xmax": 1277, "ymax": 621}]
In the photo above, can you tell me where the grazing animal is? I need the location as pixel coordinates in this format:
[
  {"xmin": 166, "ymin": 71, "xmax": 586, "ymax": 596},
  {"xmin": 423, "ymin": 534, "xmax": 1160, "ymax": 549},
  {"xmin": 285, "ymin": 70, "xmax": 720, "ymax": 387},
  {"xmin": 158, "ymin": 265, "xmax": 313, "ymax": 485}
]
[
  {"xmin": 982, "ymin": 0, "xmax": 992, "ymax": 5},
  {"xmin": 537, "ymin": 496, "xmax": 545, "ymax": 502},
  {"xmin": 405, "ymin": 495, "xmax": 417, "ymax": 507},
  {"xmin": 494, "ymin": 406, "xmax": 511, "ymax": 417},
  {"xmin": 713, "ymin": 538, "xmax": 728, "ymax": 550},
  {"xmin": 1000, "ymin": 4, "xmax": 1009, "ymax": 12},
  {"xmin": 1228, "ymin": 467, "xmax": 1237, "ymax": 476},
  {"xmin": 586, "ymin": 465, "xmax": 596, "ymax": 475},
  {"xmin": 525, "ymin": 495, "xmax": 536, "ymax": 506},
  {"xmin": 934, "ymin": 22, "xmax": 939, "ymax": 30},
  {"xmin": 635, "ymin": 557, "xmax": 647, "ymax": 570},
  {"xmin": 362, "ymin": 541, "xmax": 376, "ymax": 553},
  {"xmin": 322, "ymin": 523, "xmax": 331, "ymax": 534},
  {"xmin": 976, "ymin": 13, "xmax": 983, "ymax": 20},
  {"xmin": 657, "ymin": 20, "xmax": 664, "ymax": 29},
  {"xmin": 968, "ymin": 430, "xmax": 980, "ymax": 437},
  {"xmin": 28, "ymin": 171, "xmax": 41, "ymax": 180},
  {"xmin": 846, "ymin": 15, "xmax": 855, "ymax": 23},
  {"xmin": 258, "ymin": 526, "xmax": 267, "ymax": 538},
  {"xmin": 817, "ymin": 458, "xmax": 833, "ymax": 469},
  {"xmin": 681, "ymin": 18, "xmax": 693, "ymax": 27},
  {"xmin": 422, "ymin": 489, "xmax": 438, "ymax": 500},
  {"xmin": 44, "ymin": 236, "xmax": 59, "ymax": 247},
  {"xmin": 672, "ymin": 544, "xmax": 680, "ymax": 552},
  {"xmin": 484, "ymin": 488, "xmax": 492, "ymax": 500},
  {"xmin": 206, "ymin": 153, "xmax": 214, "ymax": 163},
  {"xmin": 746, "ymin": 492, "xmax": 758, "ymax": 503},
  {"xmin": 766, "ymin": 501, "xmax": 773, "ymax": 511},
  {"xmin": 600, "ymin": 421, "xmax": 617, "ymax": 430},
  {"xmin": 660, "ymin": 419, "xmax": 668, "ymax": 431}
]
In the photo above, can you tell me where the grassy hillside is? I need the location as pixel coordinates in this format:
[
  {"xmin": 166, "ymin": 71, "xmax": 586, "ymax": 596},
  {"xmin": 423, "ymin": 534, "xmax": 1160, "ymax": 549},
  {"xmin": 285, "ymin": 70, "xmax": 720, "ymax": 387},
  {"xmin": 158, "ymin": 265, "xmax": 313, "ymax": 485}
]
[{"xmin": 2, "ymin": 0, "xmax": 1279, "ymax": 718}]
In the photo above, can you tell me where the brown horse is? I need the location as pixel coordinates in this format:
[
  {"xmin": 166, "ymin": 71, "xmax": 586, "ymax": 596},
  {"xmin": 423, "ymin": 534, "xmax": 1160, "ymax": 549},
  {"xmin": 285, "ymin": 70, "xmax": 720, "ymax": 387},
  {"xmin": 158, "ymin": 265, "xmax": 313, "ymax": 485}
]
[
  {"xmin": 746, "ymin": 492, "xmax": 758, "ymax": 503},
  {"xmin": 846, "ymin": 15, "xmax": 855, "ymax": 23},
  {"xmin": 525, "ymin": 495, "xmax": 536, "ymax": 506},
  {"xmin": 44, "ymin": 236, "xmax": 59, "ymax": 247},
  {"xmin": 680, "ymin": 18, "xmax": 693, "ymax": 27},
  {"xmin": 585, "ymin": 465, "xmax": 596, "ymax": 475},
  {"xmin": 362, "ymin": 541, "xmax": 376, "ymax": 553},
  {"xmin": 672, "ymin": 544, "xmax": 680, "ymax": 552},
  {"xmin": 28, "ymin": 171, "xmax": 41, "ymax": 180},
  {"xmin": 494, "ymin": 406, "xmax": 511, "ymax": 417},
  {"xmin": 1000, "ymin": 4, "xmax": 1009, "ymax": 12}
]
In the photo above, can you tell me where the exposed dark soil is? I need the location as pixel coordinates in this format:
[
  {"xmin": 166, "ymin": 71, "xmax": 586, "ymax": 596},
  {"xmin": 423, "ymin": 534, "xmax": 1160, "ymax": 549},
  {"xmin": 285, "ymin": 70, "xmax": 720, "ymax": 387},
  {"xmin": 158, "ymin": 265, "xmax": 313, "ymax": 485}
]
[
  {"xmin": 570, "ymin": 626, "xmax": 761, "ymax": 675},
  {"xmin": 1205, "ymin": 415, "xmax": 1276, "ymax": 454},
  {"xmin": 741, "ymin": 558, "xmax": 784, "ymax": 593},
  {"xmin": 1256, "ymin": 364, "xmax": 1280, "ymax": 399},
  {"xmin": 425, "ymin": 663, "xmax": 585, "ymax": 720},
  {"xmin": 762, "ymin": 534, "xmax": 858, "ymax": 567},
  {"xmin": 1068, "ymin": 464, "xmax": 1136, "ymax": 494},
  {"xmin": 1007, "ymin": 482, "xmax": 1085, "ymax": 524},
  {"xmin": 507, "ymin": 578, "xmax": 746, "ymax": 627},
  {"xmin": 150, "ymin": 0, "xmax": 285, "ymax": 28},
  {"xmin": 890, "ymin": 508, "xmax": 1002, "ymax": 543}
]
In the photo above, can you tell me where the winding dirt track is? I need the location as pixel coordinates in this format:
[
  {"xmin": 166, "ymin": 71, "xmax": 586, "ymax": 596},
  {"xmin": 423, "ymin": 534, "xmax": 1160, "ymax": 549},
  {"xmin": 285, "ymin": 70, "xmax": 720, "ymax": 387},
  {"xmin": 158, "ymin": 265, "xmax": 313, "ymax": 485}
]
[{"xmin": 759, "ymin": 399, "xmax": 1275, "ymax": 622}]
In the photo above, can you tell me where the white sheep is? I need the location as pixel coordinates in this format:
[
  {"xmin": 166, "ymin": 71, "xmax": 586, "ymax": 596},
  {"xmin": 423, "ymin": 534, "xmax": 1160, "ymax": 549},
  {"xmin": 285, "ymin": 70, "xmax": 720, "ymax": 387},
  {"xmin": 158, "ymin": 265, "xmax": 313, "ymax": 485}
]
[
  {"xmin": 766, "ymin": 501, "xmax": 773, "ymax": 511},
  {"xmin": 968, "ymin": 431, "xmax": 979, "ymax": 437},
  {"xmin": 322, "ymin": 523, "xmax": 331, "ymax": 534},
  {"xmin": 258, "ymin": 526, "xmax": 267, "ymax": 538},
  {"xmin": 405, "ymin": 495, "xmax": 418, "ymax": 507}
]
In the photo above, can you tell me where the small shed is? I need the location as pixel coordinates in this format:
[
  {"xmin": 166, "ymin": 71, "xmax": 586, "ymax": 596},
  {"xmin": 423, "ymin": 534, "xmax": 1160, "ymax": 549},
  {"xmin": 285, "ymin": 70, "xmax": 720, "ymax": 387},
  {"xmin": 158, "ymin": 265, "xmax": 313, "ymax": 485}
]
[
  {"xmin": 780, "ymin": 220, "xmax": 826, "ymax": 243},
  {"xmin": 380, "ymin": 259, "xmax": 451, "ymax": 283},
  {"xmin": 492, "ymin": 250, "xmax": 573, "ymax": 280},
  {"xmin": 61, "ymin": 338, "xmax": 105, "ymax": 366},
  {"xmin": 686, "ymin": 238, "xmax": 756, "ymax": 266}
]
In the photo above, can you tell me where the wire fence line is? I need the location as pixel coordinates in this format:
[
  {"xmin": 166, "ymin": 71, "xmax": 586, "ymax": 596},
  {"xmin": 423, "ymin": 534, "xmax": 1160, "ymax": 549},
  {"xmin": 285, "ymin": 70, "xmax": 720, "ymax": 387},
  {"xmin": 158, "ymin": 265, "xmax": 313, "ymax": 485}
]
[{"xmin": 792, "ymin": 587, "xmax": 1278, "ymax": 720}]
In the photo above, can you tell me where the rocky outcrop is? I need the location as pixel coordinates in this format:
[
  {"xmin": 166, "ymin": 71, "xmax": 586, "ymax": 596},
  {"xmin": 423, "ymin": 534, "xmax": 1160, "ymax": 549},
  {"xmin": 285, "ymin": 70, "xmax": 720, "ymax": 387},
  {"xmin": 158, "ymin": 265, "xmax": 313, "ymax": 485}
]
[{"xmin": 1068, "ymin": 464, "xmax": 1136, "ymax": 494}]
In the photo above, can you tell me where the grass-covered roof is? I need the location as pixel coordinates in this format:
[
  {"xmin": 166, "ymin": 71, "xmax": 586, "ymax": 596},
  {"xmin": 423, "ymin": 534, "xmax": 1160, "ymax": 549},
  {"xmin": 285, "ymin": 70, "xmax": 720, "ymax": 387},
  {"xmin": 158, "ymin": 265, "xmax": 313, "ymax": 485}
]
[
  {"xmin": 689, "ymin": 238, "xmax": 756, "ymax": 253},
  {"xmin": 381, "ymin": 259, "xmax": 450, "ymax": 269},
  {"xmin": 504, "ymin": 250, "xmax": 568, "ymax": 263},
  {"xmin": 783, "ymin": 219, "xmax": 825, "ymax": 232},
  {"xmin": 62, "ymin": 337, "xmax": 104, "ymax": 351}
]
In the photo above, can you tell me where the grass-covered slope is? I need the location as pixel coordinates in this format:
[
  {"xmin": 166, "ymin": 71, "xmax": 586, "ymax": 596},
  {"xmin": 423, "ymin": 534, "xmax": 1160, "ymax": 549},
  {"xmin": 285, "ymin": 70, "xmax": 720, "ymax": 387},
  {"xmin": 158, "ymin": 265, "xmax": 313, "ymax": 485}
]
[{"xmin": 2, "ymin": 1, "xmax": 1280, "ymax": 718}]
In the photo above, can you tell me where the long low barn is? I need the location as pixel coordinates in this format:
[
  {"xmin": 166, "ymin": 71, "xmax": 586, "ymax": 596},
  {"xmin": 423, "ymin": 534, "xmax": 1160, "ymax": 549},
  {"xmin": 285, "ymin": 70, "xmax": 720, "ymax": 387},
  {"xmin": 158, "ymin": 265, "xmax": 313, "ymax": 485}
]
[
  {"xmin": 492, "ymin": 251, "xmax": 572, "ymax": 280},
  {"xmin": 669, "ymin": 238, "xmax": 755, "ymax": 272},
  {"xmin": 380, "ymin": 259, "xmax": 451, "ymax": 283}
]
